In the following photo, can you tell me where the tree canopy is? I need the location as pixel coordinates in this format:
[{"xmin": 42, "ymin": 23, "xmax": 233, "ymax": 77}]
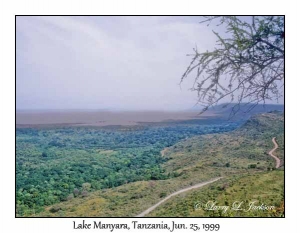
[{"xmin": 181, "ymin": 16, "xmax": 284, "ymax": 116}]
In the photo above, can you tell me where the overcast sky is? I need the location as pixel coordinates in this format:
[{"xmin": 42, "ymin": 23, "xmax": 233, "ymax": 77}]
[{"xmin": 16, "ymin": 16, "xmax": 283, "ymax": 111}]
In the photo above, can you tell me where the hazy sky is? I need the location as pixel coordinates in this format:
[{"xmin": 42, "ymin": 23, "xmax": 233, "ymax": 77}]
[{"xmin": 16, "ymin": 16, "xmax": 283, "ymax": 110}]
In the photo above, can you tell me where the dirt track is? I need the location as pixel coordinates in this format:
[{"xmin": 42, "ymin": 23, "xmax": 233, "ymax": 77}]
[
  {"xmin": 136, "ymin": 177, "xmax": 222, "ymax": 217},
  {"xmin": 136, "ymin": 137, "xmax": 280, "ymax": 217},
  {"xmin": 269, "ymin": 137, "xmax": 280, "ymax": 168}
]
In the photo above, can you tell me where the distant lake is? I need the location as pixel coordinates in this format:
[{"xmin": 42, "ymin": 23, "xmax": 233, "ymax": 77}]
[{"xmin": 16, "ymin": 110, "xmax": 216, "ymax": 127}]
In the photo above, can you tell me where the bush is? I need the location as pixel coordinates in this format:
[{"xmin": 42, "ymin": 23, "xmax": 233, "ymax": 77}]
[
  {"xmin": 49, "ymin": 206, "xmax": 61, "ymax": 213},
  {"xmin": 248, "ymin": 164, "xmax": 257, "ymax": 169},
  {"xmin": 159, "ymin": 192, "xmax": 167, "ymax": 198},
  {"xmin": 82, "ymin": 183, "xmax": 91, "ymax": 191},
  {"xmin": 81, "ymin": 191, "xmax": 88, "ymax": 197},
  {"xmin": 67, "ymin": 194, "xmax": 74, "ymax": 201},
  {"xmin": 73, "ymin": 188, "xmax": 79, "ymax": 197}
]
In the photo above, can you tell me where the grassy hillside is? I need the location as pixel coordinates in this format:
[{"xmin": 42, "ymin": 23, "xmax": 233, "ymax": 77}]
[
  {"xmin": 147, "ymin": 170, "xmax": 284, "ymax": 217},
  {"xmin": 201, "ymin": 103, "xmax": 284, "ymax": 120},
  {"xmin": 162, "ymin": 112, "xmax": 284, "ymax": 174},
  {"xmin": 30, "ymin": 112, "xmax": 284, "ymax": 217}
]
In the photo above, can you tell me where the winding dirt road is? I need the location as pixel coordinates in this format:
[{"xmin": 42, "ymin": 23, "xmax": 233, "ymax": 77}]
[
  {"xmin": 269, "ymin": 137, "xmax": 280, "ymax": 168},
  {"xmin": 136, "ymin": 177, "xmax": 222, "ymax": 217},
  {"xmin": 136, "ymin": 137, "xmax": 280, "ymax": 217}
]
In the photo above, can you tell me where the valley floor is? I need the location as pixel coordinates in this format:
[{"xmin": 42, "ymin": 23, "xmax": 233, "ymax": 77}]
[{"xmin": 29, "ymin": 112, "xmax": 284, "ymax": 217}]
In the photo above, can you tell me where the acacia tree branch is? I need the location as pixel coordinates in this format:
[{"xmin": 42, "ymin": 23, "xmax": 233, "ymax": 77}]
[
  {"xmin": 258, "ymin": 38, "xmax": 284, "ymax": 53},
  {"xmin": 181, "ymin": 16, "xmax": 284, "ymax": 116}
]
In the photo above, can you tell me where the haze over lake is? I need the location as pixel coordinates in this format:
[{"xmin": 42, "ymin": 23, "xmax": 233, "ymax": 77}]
[{"xmin": 16, "ymin": 110, "xmax": 215, "ymax": 126}]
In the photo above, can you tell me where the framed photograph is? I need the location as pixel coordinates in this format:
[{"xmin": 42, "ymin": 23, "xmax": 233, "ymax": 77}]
[{"xmin": 2, "ymin": 1, "xmax": 297, "ymax": 232}]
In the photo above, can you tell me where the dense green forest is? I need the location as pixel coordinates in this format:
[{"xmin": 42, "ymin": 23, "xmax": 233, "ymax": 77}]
[{"xmin": 16, "ymin": 119, "xmax": 240, "ymax": 216}]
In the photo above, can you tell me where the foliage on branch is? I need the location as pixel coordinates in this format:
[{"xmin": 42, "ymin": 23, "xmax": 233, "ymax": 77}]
[{"xmin": 181, "ymin": 16, "xmax": 284, "ymax": 116}]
